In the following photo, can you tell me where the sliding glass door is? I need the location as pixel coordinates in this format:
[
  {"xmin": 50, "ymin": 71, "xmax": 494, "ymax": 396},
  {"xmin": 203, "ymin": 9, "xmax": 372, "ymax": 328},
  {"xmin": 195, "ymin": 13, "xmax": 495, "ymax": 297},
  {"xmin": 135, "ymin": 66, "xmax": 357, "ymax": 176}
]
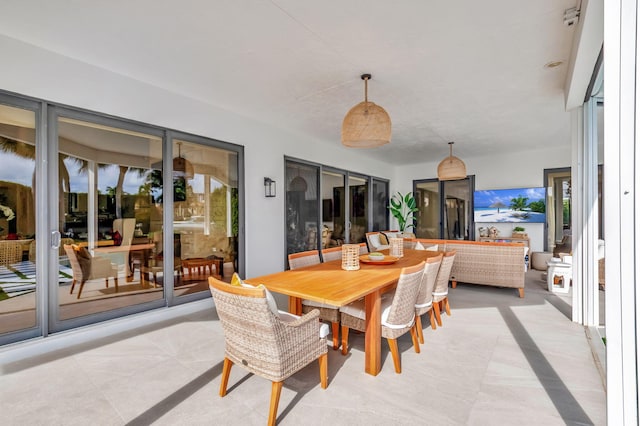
[
  {"xmin": 285, "ymin": 158, "xmax": 388, "ymax": 263},
  {"xmin": 0, "ymin": 98, "xmax": 40, "ymax": 343},
  {"xmin": 171, "ymin": 136, "xmax": 240, "ymax": 301},
  {"xmin": 414, "ymin": 177, "xmax": 474, "ymax": 240},
  {"xmin": 52, "ymin": 110, "xmax": 166, "ymax": 329}
]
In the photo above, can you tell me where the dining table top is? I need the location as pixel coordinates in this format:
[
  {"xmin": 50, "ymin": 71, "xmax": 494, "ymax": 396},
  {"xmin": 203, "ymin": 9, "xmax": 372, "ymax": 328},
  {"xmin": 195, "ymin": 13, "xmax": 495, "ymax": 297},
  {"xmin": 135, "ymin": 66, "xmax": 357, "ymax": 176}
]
[{"xmin": 245, "ymin": 248, "xmax": 441, "ymax": 306}]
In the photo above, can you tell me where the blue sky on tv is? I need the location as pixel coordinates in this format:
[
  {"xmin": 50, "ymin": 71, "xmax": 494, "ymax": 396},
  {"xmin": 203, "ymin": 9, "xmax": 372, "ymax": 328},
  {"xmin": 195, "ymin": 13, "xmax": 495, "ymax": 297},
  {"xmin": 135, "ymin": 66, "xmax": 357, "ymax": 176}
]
[{"xmin": 474, "ymin": 187, "xmax": 545, "ymax": 208}]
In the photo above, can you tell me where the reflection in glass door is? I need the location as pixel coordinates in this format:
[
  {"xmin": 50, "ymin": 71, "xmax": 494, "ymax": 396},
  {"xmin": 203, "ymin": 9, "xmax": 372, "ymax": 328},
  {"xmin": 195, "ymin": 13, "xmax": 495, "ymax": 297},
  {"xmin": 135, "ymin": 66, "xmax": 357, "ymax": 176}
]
[
  {"xmin": 348, "ymin": 175, "xmax": 368, "ymax": 243},
  {"xmin": 371, "ymin": 179, "xmax": 389, "ymax": 232},
  {"xmin": 171, "ymin": 138, "xmax": 239, "ymax": 297},
  {"xmin": 0, "ymin": 103, "xmax": 38, "ymax": 341},
  {"xmin": 321, "ymin": 170, "xmax": 345, "ymax": 248},
  {"xmin": 443, "ymin": 180, "xmax": 472, "ymax": 240},
  {"xmin": 55, "ymin": 114, "xmax": 164, "ymax": 324},
  {"xmin": 415, "ymin": 180, "xmax": 440, "ymax": 238},
  {"xmin": 285, "ymin": 162, "xmax": 319, "ymax": 257}
]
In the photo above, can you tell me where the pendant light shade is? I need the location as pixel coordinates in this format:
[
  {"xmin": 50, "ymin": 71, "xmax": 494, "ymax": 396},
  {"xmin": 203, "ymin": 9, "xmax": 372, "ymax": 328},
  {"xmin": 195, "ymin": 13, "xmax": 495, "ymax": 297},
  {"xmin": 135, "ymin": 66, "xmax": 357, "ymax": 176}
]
[
  {"xmin": 437, "ymin": 142, "xmax": 467, "ymax": 181},
  {"xmin": 173, "ymin": 142, "xmax": 194, "ymax": 179},
  {"xmin": 341, "ymin": 74, "xmax": 391, "ymax": 148}
]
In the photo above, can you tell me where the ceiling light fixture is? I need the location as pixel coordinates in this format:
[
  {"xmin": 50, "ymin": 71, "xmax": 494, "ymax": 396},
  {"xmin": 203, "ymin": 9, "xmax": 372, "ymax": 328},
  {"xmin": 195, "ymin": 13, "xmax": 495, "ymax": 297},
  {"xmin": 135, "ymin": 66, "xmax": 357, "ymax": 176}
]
[
  {"xmin": 437, "ymin": 142, "xmax": 467, "ymax": 181},
  {"xmin": 341, "ymin": 73, "xmax": 391, "ymax": 148},
  {"xmin": 173, "ymin": 141, "xmax": 194, "ymax": 179}
]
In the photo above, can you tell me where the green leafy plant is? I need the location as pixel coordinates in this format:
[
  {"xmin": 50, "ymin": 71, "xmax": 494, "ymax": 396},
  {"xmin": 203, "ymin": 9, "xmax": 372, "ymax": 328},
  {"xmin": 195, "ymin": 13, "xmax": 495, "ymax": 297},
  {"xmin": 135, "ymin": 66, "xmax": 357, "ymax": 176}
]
[
  {"xmin": 513, "ymin": 226, "xmax": 525, "ymax": 232},
  {"xmin": 388, "ymin": 192, "xmax": 418, "ymax": 233}
]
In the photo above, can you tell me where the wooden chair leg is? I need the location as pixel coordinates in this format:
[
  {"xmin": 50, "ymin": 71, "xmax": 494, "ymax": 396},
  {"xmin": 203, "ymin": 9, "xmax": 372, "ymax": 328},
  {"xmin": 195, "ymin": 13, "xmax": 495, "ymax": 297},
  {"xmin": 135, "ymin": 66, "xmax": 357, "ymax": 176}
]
[
  {"xmin": 105, "ymin": 278, "xmax": 109, "ymax": 288},
  {"xmin": 433, "ymin": 301, "xmax": 443, "ymax": 326},
  {"xmin": 268, "ymin": 381, "xmax": 283, "ymax": 426},
  {"xmin": 219, "ymin": 357, "xmax": 233, "ymax": 397},
  {"xmin": 451, "ymin": 280, "xmax": 457, "ymax": 289},
  {"xmin": 341, "ymin": 325, "xmax": 349, "ymax": 355},
  {"xmin": 415, "ymin": 315, "xmax": 424, "ymax": 344},
  {"xmin": 410, "ymin": 324, "xmax": 421, "ymax": 353},
  {"xmin": 387, "ymin": 338, "xmax": 401, "ymax": 374},
  {"xmin": 69, "ymin": 279, "xmax": 76, "ymax": 294},
  {"xmin": 444, "ymin": 297, "xmax": 451, "ymax": 316},
  {"xmin": 429, "ymin": 310, "xmax": 437, "ymax": 330},
  {"xmin": 331, "ymin": 322, "xmax": 340, "ymax": 350},
  {"xmin": 114, "ymin": 277, "xmax": 118, "ymax": 292},
  {"xmin": 319, "ymin": 353, "xmax": 328, "ymax": 389},
  {"xmin": 518, "ymin": 288, "xmax": 525, "ymax": 298},
  {"xmin": 77, "ymin": 280, "xmax": 87, "ymax": 299}
]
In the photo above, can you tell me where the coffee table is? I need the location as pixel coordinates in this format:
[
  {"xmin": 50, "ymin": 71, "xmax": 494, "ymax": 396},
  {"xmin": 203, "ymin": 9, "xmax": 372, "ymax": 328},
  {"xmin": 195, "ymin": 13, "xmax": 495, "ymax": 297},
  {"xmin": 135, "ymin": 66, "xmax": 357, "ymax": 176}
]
[
  {"xmin": 182, "ymin": 257, "xmax": 222, "ymax": 279},
  {"xmin": 140, "ymin": 261, "xmax": 182, "ymax": 288}
]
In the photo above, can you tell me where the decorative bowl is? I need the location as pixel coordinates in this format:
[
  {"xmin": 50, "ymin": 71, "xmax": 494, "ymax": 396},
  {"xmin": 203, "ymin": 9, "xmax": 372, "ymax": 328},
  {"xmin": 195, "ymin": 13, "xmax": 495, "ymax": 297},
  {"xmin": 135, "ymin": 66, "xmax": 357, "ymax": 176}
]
[{"xmin": 368, "ymin": 252, "xmax": 385, "ymax": 261}]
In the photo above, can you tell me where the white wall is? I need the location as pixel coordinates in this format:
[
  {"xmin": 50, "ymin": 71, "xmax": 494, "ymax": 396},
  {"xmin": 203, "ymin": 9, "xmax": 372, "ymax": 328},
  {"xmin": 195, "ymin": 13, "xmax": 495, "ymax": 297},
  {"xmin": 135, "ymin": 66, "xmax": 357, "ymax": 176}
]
[
  {"xmin": 0, "ymin": 35, "xmax": 574, "ymax": 270},
  {"xmin": 393, "ymin": 146, "xmax": 572, "ymax": 252},
  {"xmin": 0, "ymin": 35, "xmax": 391, "ymax": 280}
]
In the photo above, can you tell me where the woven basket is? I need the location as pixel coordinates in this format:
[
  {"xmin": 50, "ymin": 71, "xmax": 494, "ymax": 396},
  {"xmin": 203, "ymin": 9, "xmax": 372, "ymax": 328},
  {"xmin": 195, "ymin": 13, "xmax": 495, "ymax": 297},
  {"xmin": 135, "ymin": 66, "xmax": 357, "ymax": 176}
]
[
  {"xmin": 341, "ymin": 244, "xmax": 360, "ymax": 270},
  {"xmin": 389, "ymin": 237, "xmax": 404, "ymax": 257}
]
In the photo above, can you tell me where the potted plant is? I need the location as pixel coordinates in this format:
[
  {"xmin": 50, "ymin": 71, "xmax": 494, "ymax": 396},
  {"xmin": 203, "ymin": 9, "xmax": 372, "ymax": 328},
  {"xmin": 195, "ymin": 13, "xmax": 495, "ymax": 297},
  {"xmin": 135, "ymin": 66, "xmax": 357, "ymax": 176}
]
[
  {"xmin": 512, "ymin": 226, "xmax": 527, "ymax": 238},
  {"xmin": 388, "ymin": 192, "xmax": 418, "ymax": 235}
]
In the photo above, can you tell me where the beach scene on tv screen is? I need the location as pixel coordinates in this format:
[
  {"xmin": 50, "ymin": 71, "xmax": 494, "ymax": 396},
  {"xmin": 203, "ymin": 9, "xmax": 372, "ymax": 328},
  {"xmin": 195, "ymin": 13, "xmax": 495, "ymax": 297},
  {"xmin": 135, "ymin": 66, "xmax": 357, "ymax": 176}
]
[{"xmin": 474, "ymin": 187, "xmax": 546, "ymax": 223}]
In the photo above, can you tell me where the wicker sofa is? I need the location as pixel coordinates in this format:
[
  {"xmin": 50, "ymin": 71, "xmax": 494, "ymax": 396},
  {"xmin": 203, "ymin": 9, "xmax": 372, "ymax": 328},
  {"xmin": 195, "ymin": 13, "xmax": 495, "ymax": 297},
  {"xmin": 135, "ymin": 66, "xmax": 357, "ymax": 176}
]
[{"xmin": 414, "ymin": 239, "xmax": 527, "ymax": 297}]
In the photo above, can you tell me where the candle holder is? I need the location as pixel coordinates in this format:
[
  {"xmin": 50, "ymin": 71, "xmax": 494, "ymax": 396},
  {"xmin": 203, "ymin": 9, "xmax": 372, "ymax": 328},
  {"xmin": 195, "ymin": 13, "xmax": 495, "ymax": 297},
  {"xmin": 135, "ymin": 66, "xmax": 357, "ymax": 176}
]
[
  {"xmin": 389, "ymin": 237, "xmax": 404, "ymax": 257},
  {"xmin": 341, "ymin": 244, "xmax": 361, "ymax": 270}
]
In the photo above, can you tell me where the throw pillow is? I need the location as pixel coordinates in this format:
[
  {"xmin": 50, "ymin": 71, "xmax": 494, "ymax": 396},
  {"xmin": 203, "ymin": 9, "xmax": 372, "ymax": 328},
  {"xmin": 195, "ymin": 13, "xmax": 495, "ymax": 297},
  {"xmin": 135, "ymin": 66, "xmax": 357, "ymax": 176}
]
[
  {"xmin": 368, "ymin": 233, "xmax": 381, "ymax": 248},
  {"xmin": 112, "ymin": 230, "xmax": 122, "ymax": 246},
  {"xmin": 229, "ymin": 273, "xmax": 278, "ymax": 315},
  {"xmin": 379, "ymin": 232, "xmax": 389, "ymax": 245}
]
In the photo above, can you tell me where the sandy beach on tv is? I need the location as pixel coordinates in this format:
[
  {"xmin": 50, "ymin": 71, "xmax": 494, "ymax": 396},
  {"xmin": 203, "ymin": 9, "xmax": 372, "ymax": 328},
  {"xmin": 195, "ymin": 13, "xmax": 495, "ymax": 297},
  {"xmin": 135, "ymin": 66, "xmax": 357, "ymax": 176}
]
[{"xmin": 474, "ymin": 208, "xmax": 546, "ymax": 223}]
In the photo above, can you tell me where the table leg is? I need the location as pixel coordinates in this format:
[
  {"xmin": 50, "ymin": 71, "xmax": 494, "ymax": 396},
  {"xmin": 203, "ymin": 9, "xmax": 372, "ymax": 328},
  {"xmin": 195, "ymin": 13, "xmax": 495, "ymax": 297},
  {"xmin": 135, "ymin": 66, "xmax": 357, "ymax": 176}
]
[
  {"xmin": 288, "ymin": 296, "xmax": 302, "ymax": 315},
  {"xmin": 364, "ymin": 289, "xmax": 382, "ymax": 376}
]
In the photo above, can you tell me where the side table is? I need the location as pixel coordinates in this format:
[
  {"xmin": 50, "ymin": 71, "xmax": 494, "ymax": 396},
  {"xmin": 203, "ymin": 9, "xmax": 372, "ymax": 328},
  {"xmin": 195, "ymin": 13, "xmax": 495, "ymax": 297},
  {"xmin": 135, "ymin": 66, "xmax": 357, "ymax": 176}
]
[{"xmin": 547, "ymin": 259, "xmax": 572, "ymax": 293}]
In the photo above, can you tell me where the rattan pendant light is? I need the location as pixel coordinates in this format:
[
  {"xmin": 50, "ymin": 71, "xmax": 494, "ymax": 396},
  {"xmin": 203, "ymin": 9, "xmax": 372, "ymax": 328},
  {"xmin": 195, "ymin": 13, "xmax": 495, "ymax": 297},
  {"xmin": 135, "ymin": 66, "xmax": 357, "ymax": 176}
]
[
  {"xmin": 173, "ymin": 141, "xmax": 194, "ymax": 179},
  {"xmin": 437, "ymin": 142, "xmax": 467, "ymax": 180},
  {"xmin": 341, "ymin": 74, "xmax": 391, "ymax": 148}
]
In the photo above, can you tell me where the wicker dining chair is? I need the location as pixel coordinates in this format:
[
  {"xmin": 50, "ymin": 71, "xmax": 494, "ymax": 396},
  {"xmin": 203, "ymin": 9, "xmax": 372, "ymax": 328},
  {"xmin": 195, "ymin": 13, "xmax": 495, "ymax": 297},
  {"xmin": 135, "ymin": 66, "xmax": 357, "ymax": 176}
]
[
  {"xmin": 290, "ymin": 250, "xmax": 342, "ymax": 350},
  {"xmin": 358, "ymin": 242, "xmax": 368, "ymax": 255},
  {"xmin": 64, "ymin": 244, "xmax": 119, "ymax": 299},
  {"xmin": 320, "ymin": 246, "xmax": 342, "ymax": 262},
  {"xmin": 0, "ymin": 241, "xmax": 23, "ymax": 266},
  {"xmin": 414, "ymin": 254, "xmax": 443, "ymax": 344},
  {"xmin": 209, "ymin": 276, "xmax": 328, "ymax": 426},
  {"xmin": 339, "ymin": 261, "xmax": 425, "ymax": 374},
  {"xmin": 432, "ymin": 250, "xmax": 456, "ymax": 327}
]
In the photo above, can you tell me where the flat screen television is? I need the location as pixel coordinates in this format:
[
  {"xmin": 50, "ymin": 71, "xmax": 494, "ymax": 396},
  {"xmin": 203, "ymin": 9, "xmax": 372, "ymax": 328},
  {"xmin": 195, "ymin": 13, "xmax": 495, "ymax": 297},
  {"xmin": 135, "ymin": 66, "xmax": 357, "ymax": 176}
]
[{"xmin": 474, "ymin": 187, "xmax": 546, "ymax": 223}]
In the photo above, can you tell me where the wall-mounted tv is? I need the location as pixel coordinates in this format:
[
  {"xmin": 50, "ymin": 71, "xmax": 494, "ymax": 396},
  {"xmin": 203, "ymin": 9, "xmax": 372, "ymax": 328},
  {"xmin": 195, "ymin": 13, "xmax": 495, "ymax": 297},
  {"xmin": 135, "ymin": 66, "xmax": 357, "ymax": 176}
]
[{"xmin": 474, "ymin": 187, "xmax": 546, "ymax": 223}]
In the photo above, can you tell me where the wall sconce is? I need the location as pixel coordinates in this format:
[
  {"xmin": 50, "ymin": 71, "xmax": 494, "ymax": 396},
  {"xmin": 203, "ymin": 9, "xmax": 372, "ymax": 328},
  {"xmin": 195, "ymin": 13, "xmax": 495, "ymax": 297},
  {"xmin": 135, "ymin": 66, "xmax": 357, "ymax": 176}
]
[{"xmin": 264, "ymin": 177, "xmax": 276, "ymax": 198}]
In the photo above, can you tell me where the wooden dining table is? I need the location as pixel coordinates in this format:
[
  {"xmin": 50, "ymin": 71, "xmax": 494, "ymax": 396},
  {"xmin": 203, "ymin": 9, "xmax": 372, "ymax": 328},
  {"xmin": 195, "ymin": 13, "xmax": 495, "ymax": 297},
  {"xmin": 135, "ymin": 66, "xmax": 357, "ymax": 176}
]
[{"xmin": 245, "ymin": 248, "xmax": 441, "ymax": 376}]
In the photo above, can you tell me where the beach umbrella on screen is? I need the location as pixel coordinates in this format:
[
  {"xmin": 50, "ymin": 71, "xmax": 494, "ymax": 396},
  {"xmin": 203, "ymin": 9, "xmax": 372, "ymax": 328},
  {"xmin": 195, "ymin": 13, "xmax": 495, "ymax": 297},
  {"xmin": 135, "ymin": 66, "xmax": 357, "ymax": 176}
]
[{"xmin": 490, "ymin": 201, "xmax": 507, "ymax": 213}]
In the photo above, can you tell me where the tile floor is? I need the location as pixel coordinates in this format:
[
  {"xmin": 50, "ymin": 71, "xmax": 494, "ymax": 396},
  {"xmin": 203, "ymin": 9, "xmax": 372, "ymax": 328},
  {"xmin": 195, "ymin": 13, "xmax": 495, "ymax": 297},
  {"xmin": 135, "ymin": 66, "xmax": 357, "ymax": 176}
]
[{"xmin": 0, "ymin": 270, "xmax": 606, "ymax": 425}]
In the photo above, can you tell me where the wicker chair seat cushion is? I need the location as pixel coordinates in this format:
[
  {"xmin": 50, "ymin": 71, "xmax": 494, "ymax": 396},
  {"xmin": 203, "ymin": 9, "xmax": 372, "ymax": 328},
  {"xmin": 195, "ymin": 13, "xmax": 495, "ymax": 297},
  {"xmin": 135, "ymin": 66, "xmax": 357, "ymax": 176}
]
[
  {"xmin": 301, "ymin": 304, "xmax": 340, "ymax": 323},
  {"xmin": 280, "ymin": 311, "xmax": 330, "ymax": 338},
  {"xmin": 340, "ymin": 293, "xmax": 413, "ymax": 330}
]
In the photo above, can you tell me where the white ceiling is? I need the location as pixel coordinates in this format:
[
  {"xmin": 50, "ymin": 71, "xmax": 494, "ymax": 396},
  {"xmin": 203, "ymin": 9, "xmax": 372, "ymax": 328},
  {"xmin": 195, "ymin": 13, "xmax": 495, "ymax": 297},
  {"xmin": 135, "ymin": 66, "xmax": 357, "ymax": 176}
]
[{"xmin": 0, "ymin": 0, "xmax": 578, "ymax": 165}]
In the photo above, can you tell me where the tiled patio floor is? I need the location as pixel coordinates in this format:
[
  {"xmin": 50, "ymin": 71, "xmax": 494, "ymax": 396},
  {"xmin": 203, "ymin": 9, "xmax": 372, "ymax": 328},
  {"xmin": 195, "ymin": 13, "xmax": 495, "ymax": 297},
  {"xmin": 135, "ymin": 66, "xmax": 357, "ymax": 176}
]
[{"xmin": 0, "ymin": 270, "xmax": 606, "ymax": 425}]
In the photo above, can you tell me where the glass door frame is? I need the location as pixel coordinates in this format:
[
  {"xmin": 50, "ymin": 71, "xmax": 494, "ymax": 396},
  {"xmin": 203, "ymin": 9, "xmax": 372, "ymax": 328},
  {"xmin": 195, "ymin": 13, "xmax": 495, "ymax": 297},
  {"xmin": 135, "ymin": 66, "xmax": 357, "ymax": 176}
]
[
  {"xmin": 167, "ymin": 130, "xmax": 245, "ymax": 306},
  {"xmin": 47, "ymin": 106, "xmax": 167, "ymax": 333},
  {"xmin": 0, "ymin": 93, "xmax": 45, "ymax": 345},
  {"xmin": 413, "ymin": 176, "xmax": 475, "ymax": 240}
]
